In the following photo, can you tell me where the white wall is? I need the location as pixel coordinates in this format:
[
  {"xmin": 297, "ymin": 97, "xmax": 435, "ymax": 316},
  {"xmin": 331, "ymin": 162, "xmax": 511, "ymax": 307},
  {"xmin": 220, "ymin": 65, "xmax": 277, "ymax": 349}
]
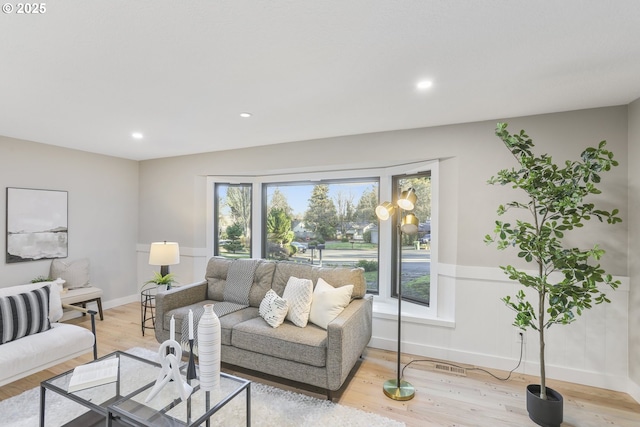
[
  {"xmin": 0, "ymin": 135, "xmax": 139, "ymax": 307},
  {"xmin": 138, "ymin": 106, "xmax": 632, "ymax": 394},
  {"xmin": 628, "ymin": 97, "xmax": 640, "ymax": 401}
]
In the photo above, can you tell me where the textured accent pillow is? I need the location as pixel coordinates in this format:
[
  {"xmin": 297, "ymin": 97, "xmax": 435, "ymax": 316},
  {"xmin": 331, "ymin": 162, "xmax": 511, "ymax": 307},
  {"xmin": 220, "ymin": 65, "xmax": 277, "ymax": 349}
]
[
  {"xmin": 50, "ymin": 258, "xmax": 90, "ymax": 289},
  {"xmin": 309, "ymin": 278, "xmax": 354, "ymax": 330},
  {"xmin": 0, "ymin": 281, "xmax": 63, "ymax": 323},
  {"xmin": 282, "ymin": 276, "xmax": 313, "ymax": 327},
  {"xmin": 0, "ymin": 286, "xmax": 51, "ymax": 344},
  {"xmin": 259, "ymin": 289, "xmax": 289, "ymax": 328}
]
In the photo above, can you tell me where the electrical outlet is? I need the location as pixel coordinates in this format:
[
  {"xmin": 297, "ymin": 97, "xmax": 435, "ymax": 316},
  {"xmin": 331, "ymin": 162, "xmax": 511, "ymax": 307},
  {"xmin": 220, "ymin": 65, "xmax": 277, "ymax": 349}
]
[{"xmin": 515, "ymin": 329, "xmax": 525, "ymax": 344}]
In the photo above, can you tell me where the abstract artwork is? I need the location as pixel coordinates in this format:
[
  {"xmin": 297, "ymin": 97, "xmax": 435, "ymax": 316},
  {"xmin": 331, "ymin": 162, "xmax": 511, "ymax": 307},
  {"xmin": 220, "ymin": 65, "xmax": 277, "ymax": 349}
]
[{"xmin": 6, "ymin": 187, "xmax": 68, "ymax": 263}]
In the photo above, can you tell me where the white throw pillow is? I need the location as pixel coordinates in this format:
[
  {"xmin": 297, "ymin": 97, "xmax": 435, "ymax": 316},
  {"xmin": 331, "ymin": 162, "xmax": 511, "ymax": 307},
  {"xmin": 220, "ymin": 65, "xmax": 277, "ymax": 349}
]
[
  {"xmin": 259, "ymin": 289, "xmax": 289, "ymax": 328},
  {"xmin": 309, "ymin": 278, "xmax": 354, "ymax": 330},
  {"xmin": 50, "ymin": 258, "xmax": 90, "ymax": 289},
  {"xmin": 282, "ymin": 276, "xmax": 313, "ymax": 327},
  {"xmin": 46, "ymin": 280, "xmax": 64, "ymax": 322}
]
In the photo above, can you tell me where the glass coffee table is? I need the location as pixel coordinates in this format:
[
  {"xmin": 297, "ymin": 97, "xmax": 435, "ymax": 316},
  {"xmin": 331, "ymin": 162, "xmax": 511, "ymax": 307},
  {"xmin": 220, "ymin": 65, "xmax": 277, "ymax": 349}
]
[{"xmin": 40, "ymin": 350, "xmax": 251, "ymax": 426}]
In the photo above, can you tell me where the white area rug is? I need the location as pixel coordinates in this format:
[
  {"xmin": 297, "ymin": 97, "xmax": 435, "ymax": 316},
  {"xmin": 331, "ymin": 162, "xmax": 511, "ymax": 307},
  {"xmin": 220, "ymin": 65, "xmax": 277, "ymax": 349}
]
[{"xmin": 0, "ymin": 347, "xmax": 405, "ymax": 427}]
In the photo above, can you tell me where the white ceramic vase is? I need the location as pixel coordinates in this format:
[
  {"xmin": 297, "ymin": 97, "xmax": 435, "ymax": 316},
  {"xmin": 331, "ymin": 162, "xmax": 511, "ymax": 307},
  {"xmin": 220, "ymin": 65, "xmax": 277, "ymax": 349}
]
[{"xmin": 197, "ymin": 303, "xmax": 221, "ymax": 391}]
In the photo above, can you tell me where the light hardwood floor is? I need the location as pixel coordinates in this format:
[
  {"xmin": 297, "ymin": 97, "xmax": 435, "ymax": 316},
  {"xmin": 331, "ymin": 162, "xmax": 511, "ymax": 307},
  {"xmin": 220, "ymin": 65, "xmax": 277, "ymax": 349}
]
[{"xmin": 1, "ymin": 302, "xmax": 639, "ymax": 426}]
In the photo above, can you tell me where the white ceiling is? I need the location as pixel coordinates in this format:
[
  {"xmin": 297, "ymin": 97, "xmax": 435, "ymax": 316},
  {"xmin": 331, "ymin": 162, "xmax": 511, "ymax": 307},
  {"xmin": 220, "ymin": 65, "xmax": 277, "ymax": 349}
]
[{"xmin": 1, "ymin": 1, "xmax": 640, "ymax": 161}]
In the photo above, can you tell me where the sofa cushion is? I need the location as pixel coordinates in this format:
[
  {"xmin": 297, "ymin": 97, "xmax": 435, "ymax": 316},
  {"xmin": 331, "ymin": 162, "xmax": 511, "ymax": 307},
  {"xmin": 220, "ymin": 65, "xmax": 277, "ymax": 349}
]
[
  {"xmin": 0, "ymin": 286, "xmax": 51, "ymax": 344},
  {"xmin": 205, "ymin": 257, "xmax": 276, "ymax": 307},
  {"xmin": 232, "ymin": 317, "xmax": 328, "ymax": 367},
  {"xmin": 272, "ymin": 262, "xmax": 366, "ymax": 299},
  {"xmin": 259, "ymin": 290, "xmax": 288, "ymax": 328},
  {"xmin": 271, "ymin": 262, "xmax": 313, "ymax": 296},
  {"xmin": 309, "ymin": 278, "xmax": 354, "ymax": 329},
  {"xmin": 166, "ymin": 302, "xmax": 259, "ymax": 346},
  {"xmin": 312, "ymin": 265, "xmax": 365, "ymax": 298},
  {"xmin": 282, "ymin": 276, "xmax": 313, "ymax": 327}
]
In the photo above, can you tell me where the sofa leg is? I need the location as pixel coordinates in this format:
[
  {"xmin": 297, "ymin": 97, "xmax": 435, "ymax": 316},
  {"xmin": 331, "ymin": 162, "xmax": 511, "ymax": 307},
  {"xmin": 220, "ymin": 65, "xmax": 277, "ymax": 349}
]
[{"xmin": 327, "ymin": 390, "xmax": 332, "ymax": 401}]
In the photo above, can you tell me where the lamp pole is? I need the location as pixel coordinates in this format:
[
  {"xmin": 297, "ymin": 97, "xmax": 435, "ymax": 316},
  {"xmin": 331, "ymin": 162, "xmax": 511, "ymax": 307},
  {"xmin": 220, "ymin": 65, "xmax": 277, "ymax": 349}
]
[{"xmin": 382, "ymin": 205, "xmax": 416, "ymax": 401}]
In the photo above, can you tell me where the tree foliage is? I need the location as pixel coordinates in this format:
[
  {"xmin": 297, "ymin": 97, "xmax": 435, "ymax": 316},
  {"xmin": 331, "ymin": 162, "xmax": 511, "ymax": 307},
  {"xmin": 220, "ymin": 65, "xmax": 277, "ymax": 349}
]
[
  {"xmin": 226, "ymin": 186, "xmax": 252, "ymax": 241},
  {"xmin": 223, "ymin": 222, "xmax": 245, "ymax": 253},
  {"xmin": 355, "ymin": 185, "xmax": 379, "ymax": 223},
  {"xmin": 269, "ymin": 187, "xmax": 294, "ymax": 218},
  {"xmin": 485, "ymin": 122, "xmax": 621, "ymax": 399},
  {"xmin": 334, "ymin": 190, "xmax": 356, "ymax": 236},
  {"xmin": 267, "ymin": 208, "xmax": 294, "ymax": 246},
  {"xmin": 400, "ymin": 176, "xmax": 431, "ymax": 222},
  {"xmin": 304, "ymin": 184, "xmax": 338, "ymax": 240}
]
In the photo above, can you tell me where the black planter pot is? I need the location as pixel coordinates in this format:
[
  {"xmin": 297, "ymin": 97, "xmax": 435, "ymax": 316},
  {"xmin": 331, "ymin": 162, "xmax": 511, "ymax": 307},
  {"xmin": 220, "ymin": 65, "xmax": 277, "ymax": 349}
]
[{"xmin": 526, "ymin": 384, "xmax": 563, "ymax": 427}]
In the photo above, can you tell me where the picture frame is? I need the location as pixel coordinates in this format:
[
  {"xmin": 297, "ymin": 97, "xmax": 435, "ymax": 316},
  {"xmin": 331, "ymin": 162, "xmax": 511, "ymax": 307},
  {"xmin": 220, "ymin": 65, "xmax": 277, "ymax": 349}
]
[{"xmin": 6, "ymin": 187, "xmax": 68, "ymax": 263}]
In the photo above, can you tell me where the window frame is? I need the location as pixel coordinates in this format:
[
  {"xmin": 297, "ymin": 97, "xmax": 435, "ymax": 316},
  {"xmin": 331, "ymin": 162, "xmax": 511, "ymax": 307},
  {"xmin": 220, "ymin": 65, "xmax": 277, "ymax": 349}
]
[
  {"xmin": 213, "ymin": 182, "xmax": 254, "ymax": 258},
  {"xmin": 206, "ymin": 159, "xmax": 438, "ymax": 312}
]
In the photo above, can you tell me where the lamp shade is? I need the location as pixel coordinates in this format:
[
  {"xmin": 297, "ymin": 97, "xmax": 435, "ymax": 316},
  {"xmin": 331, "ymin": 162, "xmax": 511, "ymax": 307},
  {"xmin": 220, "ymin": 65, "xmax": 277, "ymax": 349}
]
[
  {"xmin": 149, "ymin": 241, "xmax": 180, "ymax": 266},
  {"xmin": 397, "ymin": 188, "xmax": 417, "ymax": 211},
  {"xmin": 400, "ymin": 214, "xmax": 420, "ymax": 235},
  {"xmin": 375, "ymin": 202, "xmax": 395, "ymax": 221}
]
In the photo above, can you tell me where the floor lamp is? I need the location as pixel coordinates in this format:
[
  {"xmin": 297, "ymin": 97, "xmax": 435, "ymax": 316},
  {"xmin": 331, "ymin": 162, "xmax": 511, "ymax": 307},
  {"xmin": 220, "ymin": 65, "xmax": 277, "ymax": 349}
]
[{"xmin": 376, "ymin": 188, "xmax": 419, "ymax": 401}]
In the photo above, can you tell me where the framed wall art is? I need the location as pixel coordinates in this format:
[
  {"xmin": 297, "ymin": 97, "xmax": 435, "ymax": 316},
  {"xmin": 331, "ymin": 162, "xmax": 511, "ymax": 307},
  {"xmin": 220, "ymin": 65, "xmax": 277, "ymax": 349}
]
[{"xmin": 6, "ymin": 187, "xmax": 68, "ymax": 263}]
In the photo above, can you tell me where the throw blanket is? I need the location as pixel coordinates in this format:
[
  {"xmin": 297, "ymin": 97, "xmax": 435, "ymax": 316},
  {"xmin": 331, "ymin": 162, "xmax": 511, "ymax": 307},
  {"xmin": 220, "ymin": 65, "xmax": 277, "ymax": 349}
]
[
  {"xmin": 223, "ymin": 258, "xmax": 260, "ymax": 306},
  {"xmin": 181, "ymin": 259, "xmax": 260, "ymax": 352}
]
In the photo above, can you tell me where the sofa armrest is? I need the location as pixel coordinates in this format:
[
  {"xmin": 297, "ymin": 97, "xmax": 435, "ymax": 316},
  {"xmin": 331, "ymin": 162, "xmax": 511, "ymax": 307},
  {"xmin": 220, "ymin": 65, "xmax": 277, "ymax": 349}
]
[
  {"xmin": 154, "ymin": 280, "xmax": 208, "ymax": 341},
  {"xmin": 326, "ymin": 294, "xmax": 373, "ymax": 391},
  {"xmin": 62, "ymin": 303, "xmax": 98, "ymax": 360}
]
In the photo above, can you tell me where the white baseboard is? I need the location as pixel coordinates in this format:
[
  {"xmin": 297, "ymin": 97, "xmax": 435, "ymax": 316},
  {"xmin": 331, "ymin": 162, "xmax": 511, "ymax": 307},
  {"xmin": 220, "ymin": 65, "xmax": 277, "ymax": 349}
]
[
  {"xmin": 628, "ymin": 378, "xmax": 640, "ymax": 404},
  {"xmin": 368, "ymin": 336, "xmax": 633, "ymax": 398}
]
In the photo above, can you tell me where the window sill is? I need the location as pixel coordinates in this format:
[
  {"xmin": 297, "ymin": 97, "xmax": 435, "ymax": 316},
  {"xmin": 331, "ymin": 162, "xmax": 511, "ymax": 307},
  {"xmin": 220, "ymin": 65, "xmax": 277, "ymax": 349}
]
[{"xmin": 372, "ymin": 296, "xmax": 455, "ymax": 328}]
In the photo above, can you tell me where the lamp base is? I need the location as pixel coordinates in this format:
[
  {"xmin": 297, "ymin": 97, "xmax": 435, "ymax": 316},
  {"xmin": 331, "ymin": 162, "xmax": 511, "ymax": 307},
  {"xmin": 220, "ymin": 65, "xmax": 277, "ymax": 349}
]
[{"xmin": 383, "ymin": 379, "xmax": 415, "ymax": 401}]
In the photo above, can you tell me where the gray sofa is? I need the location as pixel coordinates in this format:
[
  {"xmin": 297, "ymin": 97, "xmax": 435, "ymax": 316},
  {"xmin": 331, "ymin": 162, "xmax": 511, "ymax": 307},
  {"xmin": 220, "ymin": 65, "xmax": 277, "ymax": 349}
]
[{"xmin": 154, "ymin": 257, "xmax": 373, "ymax": 397}]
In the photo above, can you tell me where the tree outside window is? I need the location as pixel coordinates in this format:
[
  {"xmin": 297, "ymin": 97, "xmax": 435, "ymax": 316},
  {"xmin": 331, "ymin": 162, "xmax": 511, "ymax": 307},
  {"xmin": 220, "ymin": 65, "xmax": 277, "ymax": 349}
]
[{"xmin": 215, "ymin": 183, "xmax": 251, "ymax": 258}]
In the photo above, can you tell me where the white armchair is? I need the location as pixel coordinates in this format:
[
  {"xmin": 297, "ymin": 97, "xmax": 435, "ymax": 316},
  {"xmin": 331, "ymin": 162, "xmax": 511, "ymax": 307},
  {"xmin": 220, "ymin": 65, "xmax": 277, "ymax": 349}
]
[{"xmin": 0, "ymin": 281, "xmax": 97, "ymax": 387}]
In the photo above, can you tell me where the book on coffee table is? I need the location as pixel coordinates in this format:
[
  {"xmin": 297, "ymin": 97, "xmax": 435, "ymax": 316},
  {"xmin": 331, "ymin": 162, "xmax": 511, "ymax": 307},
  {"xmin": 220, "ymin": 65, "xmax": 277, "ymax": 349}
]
[{"xmin": 68, "ymin": 357, "xmax": 119, "ymax": 393}]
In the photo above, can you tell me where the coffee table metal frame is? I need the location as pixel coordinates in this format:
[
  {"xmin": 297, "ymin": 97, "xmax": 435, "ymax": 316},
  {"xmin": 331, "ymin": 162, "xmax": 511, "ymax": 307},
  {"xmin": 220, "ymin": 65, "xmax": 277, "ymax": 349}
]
[{"xmin": 39, "ymin": 350, "xmax": 251, "ymax": 427}]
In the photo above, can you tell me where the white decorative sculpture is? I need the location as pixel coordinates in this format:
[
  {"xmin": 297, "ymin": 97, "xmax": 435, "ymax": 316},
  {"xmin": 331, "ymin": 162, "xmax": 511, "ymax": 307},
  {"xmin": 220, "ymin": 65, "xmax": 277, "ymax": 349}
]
[{"xmin": 145, "ymin": 339, "xmax": 193, "ymax": 403}]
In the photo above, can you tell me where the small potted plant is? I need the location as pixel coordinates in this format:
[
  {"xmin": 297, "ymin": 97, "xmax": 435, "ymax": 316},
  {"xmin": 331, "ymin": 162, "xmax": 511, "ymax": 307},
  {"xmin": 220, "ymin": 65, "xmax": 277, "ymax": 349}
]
[
  {"xmin": 485, "ymin": 123, "xmax": 621, "ymax": 427},
  {"xmin": 144, "ymin": 272, "xmax": 177, "ymax": 291}
]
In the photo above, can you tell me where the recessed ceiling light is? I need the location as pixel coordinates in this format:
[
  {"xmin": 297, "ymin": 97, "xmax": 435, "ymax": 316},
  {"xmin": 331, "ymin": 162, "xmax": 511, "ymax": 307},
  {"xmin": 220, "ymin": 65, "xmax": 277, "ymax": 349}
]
[
  {"xmin": 132, "ymin": 132, "xmax": 144, "ymax": 139},
  {"xmin": 239, "ymin": 112, "xmax": 252, "ymax": 118},
  {"xmin": 416, "ymin": 80, "xmax": 433, "ymax": 90}
]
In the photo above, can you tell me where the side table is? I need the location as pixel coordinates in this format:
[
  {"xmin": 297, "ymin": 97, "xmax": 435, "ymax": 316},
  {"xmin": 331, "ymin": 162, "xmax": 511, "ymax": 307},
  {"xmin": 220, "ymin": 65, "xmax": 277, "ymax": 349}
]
[{"xmin": 140, "ymin": 286, "xmax": 157, "ymax": 336}]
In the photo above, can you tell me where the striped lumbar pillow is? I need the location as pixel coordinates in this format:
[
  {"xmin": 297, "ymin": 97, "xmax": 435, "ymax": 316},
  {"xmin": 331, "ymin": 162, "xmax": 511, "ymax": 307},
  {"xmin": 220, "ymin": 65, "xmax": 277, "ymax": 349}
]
[{"xmin": 0, "ymin": 286, "xmax": 51, "ymax": 345}]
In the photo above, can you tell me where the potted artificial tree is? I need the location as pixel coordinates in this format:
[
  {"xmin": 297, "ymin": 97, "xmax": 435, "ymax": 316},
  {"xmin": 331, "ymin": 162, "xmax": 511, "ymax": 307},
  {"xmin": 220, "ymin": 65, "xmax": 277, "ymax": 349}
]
[{"xmin": 485, "ymin": 123, "xmax": 622, "ymax": 427}]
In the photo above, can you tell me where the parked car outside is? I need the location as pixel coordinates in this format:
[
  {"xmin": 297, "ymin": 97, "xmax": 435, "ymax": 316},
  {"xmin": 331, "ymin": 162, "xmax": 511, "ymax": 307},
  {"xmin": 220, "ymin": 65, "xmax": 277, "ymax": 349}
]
[
  {"xmin": 291, "ymin": 242, "xmax": 307, "ymax": 253},
  {"xmin": 420, "ymin": 234, "xmax": 431, "ymax": 244}
]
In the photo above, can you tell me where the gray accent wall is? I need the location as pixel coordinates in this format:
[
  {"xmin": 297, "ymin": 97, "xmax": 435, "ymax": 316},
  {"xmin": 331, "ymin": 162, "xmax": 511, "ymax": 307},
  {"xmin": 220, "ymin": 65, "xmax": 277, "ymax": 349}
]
[{"xmin": 0, "ymin": 135, "xmax": 139, "ymax": 304}]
